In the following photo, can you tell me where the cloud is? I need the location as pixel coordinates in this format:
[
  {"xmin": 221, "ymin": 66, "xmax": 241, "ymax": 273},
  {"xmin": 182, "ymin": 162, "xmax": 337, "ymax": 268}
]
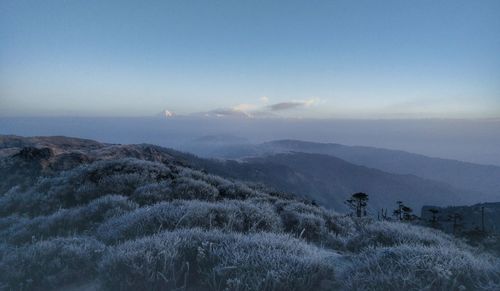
[
  {"xmin": 197, "ymin": 103, "xmax": 258, "ymax": 118},
  {"xmin": 210, "ymin": 108, "xmax": 251, "ymax": 118},
  {"xmin": 233, "ymin": 103, "xmax": 257, "ymax": 112},
  {"xmin": 190, "ymin": 97, "xmax": 319, "ymax": 119},
  {"xmin": 268, "ymin": 102, "xmax": 303, "ymax": 111},
  {"xmin": 260, "ymin": 96, "xmax": 269, "ymax": 103},
  {"xmin": 267, "ymin": 99, "xmax": 318, "ymax": 111}
]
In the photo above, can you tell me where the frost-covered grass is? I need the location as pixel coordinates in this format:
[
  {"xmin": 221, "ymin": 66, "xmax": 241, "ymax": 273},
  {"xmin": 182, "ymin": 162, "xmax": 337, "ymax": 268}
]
[
  {"xmin": 1, "ymin": 154, "xmax": 499, "ymax": 291},
  {"xmin": 0, "ymin": 158, "xmax": 171, "ymax": 216},
  {"xmin": 96, "ymin": 199, "xmax": 282, "ymax": 243},
  {"xmin": 172, "ymin": 177, "xmax": 220, "ymax": 200},
  {"xmin": 277, "ymin": 200, "xmax": 355, "ymax": 249},
  {"xmin": 339, "ymin": 220, "xmax": 500, "ymax": 290},
  {"xmin": 342, "ymin": 244, "xmax": 500, "ymax": 291},
  {"xmin": 131, "ymin": 181, "xmax": 173, "ymax": 205},
  {"xmin": 0, "ymin": 237, "xmax": 105, "ymax": 290},
  {"xmin": 1, "ymin": 195, "xmax": 138, "ymax": 244},
  {"xmin": 345, "ymin": 220, "xmax": 457, "ymax": 252},
  {"xmin": 99, "ymin": 228, "xmax": 339, "ymax": 291}
]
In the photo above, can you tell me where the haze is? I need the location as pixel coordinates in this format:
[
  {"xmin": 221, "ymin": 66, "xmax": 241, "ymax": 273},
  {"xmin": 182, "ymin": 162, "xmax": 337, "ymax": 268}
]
[{"xmin": 1, "ymin": 117, "xmax": 500, "ymax": 166}]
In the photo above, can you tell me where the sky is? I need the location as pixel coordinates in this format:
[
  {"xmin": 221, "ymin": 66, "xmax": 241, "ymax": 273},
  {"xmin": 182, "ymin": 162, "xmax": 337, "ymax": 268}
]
[{"xmin": 1, "ymin": 0, "xmax": 499, "ymax": 118}]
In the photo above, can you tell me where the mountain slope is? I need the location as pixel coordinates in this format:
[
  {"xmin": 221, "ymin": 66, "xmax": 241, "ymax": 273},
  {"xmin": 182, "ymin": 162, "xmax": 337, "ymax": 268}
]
[
  {"xmin": 183, "ymin": 138, "xmax": 500, "ymax": 203},
  {"xmin": 262, "ymin": 140, "xmax": 500, "ymax": 201},
  {"xmin": 0, "ymin": 135, "xmax": 498, "ymax": 290},
  {"xmin": 186, "ymin": 152, "xmax": 476, "ymax": 213}
]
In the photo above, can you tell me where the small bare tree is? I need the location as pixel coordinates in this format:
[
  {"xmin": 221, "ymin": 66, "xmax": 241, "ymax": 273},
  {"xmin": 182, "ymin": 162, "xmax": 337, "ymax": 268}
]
[{"xmin": 378, "ymin": 208, "xmax": 389, "ymax": 220}]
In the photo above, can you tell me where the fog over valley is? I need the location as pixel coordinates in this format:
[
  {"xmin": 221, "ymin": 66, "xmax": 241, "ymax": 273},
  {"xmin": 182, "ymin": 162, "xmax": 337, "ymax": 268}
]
[{"xmin": 2, "ymin": 116, "xmax": 499, "ymax": 166}]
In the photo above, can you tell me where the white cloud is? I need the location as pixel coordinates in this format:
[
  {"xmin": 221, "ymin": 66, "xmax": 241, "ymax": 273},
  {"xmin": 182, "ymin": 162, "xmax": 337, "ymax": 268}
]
[
  {"xmin": 233, "ymin": 103, "xmax": 257, "ymax": 112},
  {"xmin": 303, "ymin": 98, "xmax": 319, "ymax": 107},
  {"xmin": 190, "ymin": 97, "xmax": 320, "ymax": 119}
]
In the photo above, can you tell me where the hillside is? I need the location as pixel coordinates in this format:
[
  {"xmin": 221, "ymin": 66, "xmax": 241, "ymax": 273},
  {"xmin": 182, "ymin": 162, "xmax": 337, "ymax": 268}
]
[
  {"xmin": 0, "ymin": 135, "xmax": 499, "ymax": 290},
  {"xmin": 261, "ymin": 140, "xmax": 500, "ymax": 201},
  {"xmin": 180, "ymin": 152, "xmax": 476, "ymax": 213},
  {"xmin": 181, "ymin": 137, "xmax": 500, "ymax": 204}
]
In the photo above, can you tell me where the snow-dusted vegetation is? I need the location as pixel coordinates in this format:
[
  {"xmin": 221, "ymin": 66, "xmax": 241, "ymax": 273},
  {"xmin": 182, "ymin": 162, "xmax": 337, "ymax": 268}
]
[{"xmin": 0, "ymin": 137, "xmax": 499, "ymax": 290}]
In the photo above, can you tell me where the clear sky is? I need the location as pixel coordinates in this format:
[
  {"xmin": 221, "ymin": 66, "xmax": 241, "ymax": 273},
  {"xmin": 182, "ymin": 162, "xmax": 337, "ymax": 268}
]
[{"xmin": 1, "ymin": 0, "xmax": 499, "ymax": 118}]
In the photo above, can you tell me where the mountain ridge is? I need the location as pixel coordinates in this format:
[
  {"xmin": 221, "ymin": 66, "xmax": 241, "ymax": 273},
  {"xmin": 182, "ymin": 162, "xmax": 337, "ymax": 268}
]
[
  {"xmin": 182, "ymin": 137, "xmax": 500, "ymax": 202},
  {"xmin": 185, "ymin": 151, "xmax": 478, "ymax": 213}
]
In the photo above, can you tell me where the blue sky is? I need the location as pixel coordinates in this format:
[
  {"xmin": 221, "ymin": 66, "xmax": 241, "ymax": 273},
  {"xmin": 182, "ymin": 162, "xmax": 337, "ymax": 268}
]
[{"xmin": 1, "ymin": 0, "xmax": 499, "ymax": 118}]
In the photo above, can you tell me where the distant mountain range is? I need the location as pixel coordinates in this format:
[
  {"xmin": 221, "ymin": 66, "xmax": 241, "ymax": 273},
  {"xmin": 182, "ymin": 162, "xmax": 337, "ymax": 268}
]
[
  {"xmin": 181, "ymin": 136, "xmax": 500, "ymax": 210},
  {"xmin": 182, "ymin": 151, "xmax": 477, "ymax": 213},
  {"xmin": 261, "ymin": 140, "xmax": 500, "ymax": 199}
]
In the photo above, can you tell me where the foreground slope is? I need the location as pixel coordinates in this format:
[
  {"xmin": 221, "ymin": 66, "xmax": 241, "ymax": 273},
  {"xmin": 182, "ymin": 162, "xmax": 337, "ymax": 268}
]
[{"xmin": 0, "ymin": 135, "xmax": 498, "ymax": 291}]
